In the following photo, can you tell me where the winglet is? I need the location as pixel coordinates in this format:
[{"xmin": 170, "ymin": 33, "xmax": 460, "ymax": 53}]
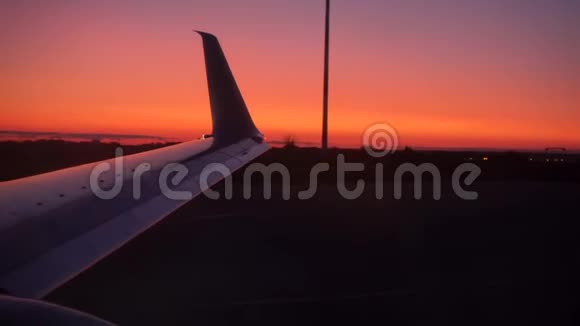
[{"xmin": 194, "ymin": 31, "xmax": 262, "ymax": 145}]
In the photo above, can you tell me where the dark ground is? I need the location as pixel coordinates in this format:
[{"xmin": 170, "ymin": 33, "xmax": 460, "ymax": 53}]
[{"xmin": 2, "ymin": 141, "xmax": 579, "ymax": 325}]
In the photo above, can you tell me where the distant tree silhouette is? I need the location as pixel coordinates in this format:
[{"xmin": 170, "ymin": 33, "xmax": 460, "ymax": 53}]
[{"xmin": 283, "ymin": 135, "xmax": 297, "ymax": 149}]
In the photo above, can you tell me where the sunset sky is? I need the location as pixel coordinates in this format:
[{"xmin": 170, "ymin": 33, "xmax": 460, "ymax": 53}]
[{"xmin": 1, "ymin": 0, "xmax": 579, "ymax": 150}]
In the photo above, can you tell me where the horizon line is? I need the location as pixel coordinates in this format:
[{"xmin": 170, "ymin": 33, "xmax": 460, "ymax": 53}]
[{"xmin": 1, "ymin": 132, "xmax": 578, "ymax": 154}]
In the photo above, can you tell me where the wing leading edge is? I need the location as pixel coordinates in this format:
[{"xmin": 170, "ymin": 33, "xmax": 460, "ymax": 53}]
[{"xmin": 0, "ymin": 32, "xmax": 269, "ymax": 298}]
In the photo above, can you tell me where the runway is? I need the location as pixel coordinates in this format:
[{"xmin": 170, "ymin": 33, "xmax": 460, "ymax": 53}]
[{"xmin": 46, "ymin": 181, "xmax": 579, "ymax": 325}]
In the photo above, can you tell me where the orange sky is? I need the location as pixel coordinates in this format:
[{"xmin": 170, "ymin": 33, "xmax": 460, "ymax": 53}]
[{"xmin": 1, "ymin": 0, "xmax": 579, "ymax": 150}]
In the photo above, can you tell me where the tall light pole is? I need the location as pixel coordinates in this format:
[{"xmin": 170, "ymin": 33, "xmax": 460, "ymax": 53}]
[{"xmin": 321, "ymin": 0, "xmax": 330, "ymax": 150}]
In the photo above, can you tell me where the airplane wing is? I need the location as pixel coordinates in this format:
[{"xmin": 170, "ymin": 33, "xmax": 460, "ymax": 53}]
[{"xmin": 0, "ymin": 31, "xmax": 269, "ymax": 299}]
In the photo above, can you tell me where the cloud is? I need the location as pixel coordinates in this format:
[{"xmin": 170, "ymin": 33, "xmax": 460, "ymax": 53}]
[
  {"xmin": 267, "ymin": 139, "xmax": 319, "ymax": 147},
  {"xmin": 0, "ymin": 130, "xmax": 170, "ymax": 142}
]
